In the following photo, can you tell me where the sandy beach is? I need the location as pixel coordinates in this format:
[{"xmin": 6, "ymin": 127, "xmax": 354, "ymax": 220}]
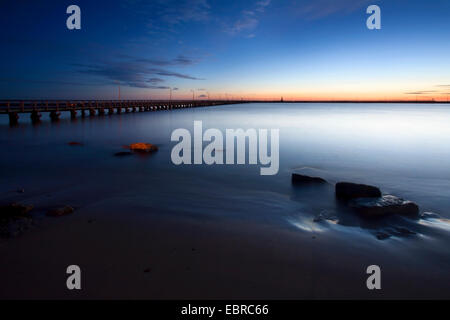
[{"xmin": 1, "ymin": 186, "xmax": 449, "ymax": 299}]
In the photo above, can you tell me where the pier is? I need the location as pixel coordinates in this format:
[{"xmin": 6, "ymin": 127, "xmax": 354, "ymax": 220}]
[
  {"xmin": 2, "ymin": 99, "xmax": 448, "ymax": 125},
  {"xmin": 0, "ymin": 100, "xmax": 244, "ymax": 125}
]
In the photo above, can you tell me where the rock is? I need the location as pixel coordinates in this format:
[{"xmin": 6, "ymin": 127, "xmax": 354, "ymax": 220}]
[
  {"xmin": 128, "ymin": 143, "xmax": 158, "ymax": 153},
  {"xmin": 336, "ymin": 182, "xmax": 381, "ymax": 200},
  {"xmin": 376, "ymin": 232, "xmax": 391, "ymax": 240},
  {"xmin": 68, "ymin": 142, "xmax": 83, "ymax": 146},
  {"xmin": 392, "ymin": 226, "xmax": 416, "ymax": 235},
  {"xmin": 292, "ymin": 173, "xmax": 327, "ymax": 184},
  {"xmin": 17, "ymin": 188, "xmax": 25, "ymax": 194},
  {"xmin": 114, "ymin": 151, "xmax": 133, "ymax": 157},
  {"xmin": 349, "ymin": 195, "xmax": 419, "ymax": 218},
  {"xmin": 0, "ymin": 203, "xmax": 33, "ymax": 219},
  {"xmin": 46, "ymin": 206, "xmax": 74, "ymax": 217},
  {"xmin": 0, "ymin": 203, "xmax": 33, "ymax": 238}
]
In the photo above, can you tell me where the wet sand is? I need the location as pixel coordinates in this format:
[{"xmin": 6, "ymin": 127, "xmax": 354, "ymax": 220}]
[{"xmin": 1, "ymin": 195, "xmax": 449, "ymax": 300}]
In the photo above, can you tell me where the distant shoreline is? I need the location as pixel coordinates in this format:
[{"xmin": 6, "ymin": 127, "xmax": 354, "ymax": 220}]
[{"xmin": 1, "ymin": 99, "xmax": 449, "ymax": 104}]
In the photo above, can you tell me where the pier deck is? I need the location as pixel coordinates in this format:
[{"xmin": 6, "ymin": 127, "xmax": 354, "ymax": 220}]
[{"xmin": 0, "ymin": 100, "xmax": 244, "ymax": 124}]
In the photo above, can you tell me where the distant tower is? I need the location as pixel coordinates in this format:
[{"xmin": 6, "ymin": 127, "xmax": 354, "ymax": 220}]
[{"xmin": 281, "ymin": 96, "xmax": 284, "ymax": 102}]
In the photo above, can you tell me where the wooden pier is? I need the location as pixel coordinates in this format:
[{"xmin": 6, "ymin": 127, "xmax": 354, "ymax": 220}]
[{"xmin": 0, "ymin": 100, "xmax": 244, "ymax": 125}]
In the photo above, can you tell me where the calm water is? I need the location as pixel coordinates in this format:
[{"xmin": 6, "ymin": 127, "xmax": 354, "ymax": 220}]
[{"xmin": 1, "ymin": 103, "xmax": 450, "ymax": 239}]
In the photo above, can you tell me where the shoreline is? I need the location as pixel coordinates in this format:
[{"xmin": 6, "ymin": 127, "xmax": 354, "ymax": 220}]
[{"xmin": 1, "ymin": 192, "xmax": 450, "ymax": 299}]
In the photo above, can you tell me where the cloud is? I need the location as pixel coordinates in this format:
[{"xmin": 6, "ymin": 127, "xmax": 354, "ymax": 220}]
[
  {"xmin": 122, "ymin": 54, "xmax": 199, "ymax": 67},
  {"xmin": 154, "ymin": 70, "xmax": 204, "ymax": 80},
  {"xmin": 405, "ymin": 85, "xmax": 450, "ymax": 95},
  {"xmin": 160, "ymin": 0, "xmax": 210, "ymax": 25},
  {"xmin": 227, "ymin": 0, "xmax": 271, "ymax": 36},
  {"xmin": 256, "ymin": 0, "xmax": 272, "ymax": 12},
  {"xmin": 124, "ymin": 0, "xmax": 211, "ymax": 31},
  {"xmin": 404, "ymin": 91, "xmax": 438, "ymax": 95},
  {"xmin": 0, "ymin": 78, "xmax": 107, "ymax": 87},
  {"xmin": 147, "ymin": 78, "xmax": 165, "ymax": 84},
  {"xmin": 75, "ymin": 55, "xmax": 204, "ymax": 89},
  {"xmin": 292, "ymin": 0, "xmax": 372, "ymax": 20},
  {"xmin": 198, "ymin": 94, "xmax": 208, "ymax": 98}
]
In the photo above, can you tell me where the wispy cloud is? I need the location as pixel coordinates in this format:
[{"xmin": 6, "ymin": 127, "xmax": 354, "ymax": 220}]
[
  {"xmin": 405, "ymin": 85, "xmax": 450, "ymax": 95},
  {"xmin": 133, "ymin": 55, "xmax": 200, "ymax": 67},
  {"xmin": 404, "ymin": 90, "xmax": 438, "ymax": 95},
  {"xmin": 226, "ymin": 0, "xmax": 271, "ymax": 36},
  {"xmin": 292, "ymin": 0, "xmax": 372, "ymax": 20},
  {"xmin": 124, "ymin": 0, "xmax": 211, "ymax": 33},
  {"xmin": 160, "ymin": 0, "xmax": 211, "ymax": 25},
  {"xmin": 75, "ymin": 55, "xmax": 204, "ymax": 89}
]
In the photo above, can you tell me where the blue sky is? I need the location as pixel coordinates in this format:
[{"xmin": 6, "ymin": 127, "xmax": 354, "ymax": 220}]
[{"xmin": 1, "ymin": 0, "xmax": 450, "ymax": 100}]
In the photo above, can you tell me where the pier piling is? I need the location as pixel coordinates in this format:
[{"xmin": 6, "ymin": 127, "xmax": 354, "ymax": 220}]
[
  {"xmin": 8, "ymin": 112, "xmax": 19, "ymax": 125},
  {"xmin": 49, "ymin": 110, "xmax": 60, "ymax": 121},
  {"xmin": 31, "ymin": 110, "xmax": 42, "ymax": 123}
]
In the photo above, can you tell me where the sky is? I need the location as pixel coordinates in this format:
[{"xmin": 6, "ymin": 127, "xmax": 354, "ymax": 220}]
[{"xmin": 0, "ymin": 0, "xmax": 450, "ymax": 101}]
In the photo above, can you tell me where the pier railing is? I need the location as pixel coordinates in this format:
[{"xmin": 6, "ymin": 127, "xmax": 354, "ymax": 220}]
[{"xmin": 0, "ymin": 100, "xmax": 245, "ymax": 124}]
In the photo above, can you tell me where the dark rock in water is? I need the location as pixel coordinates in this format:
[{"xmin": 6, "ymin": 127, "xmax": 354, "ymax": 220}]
[
  {"xmin": 392, "ymin": 226, "xmax": 416, "ymax": 236},
  {"xmin": 17, "ymin": 188, "xmax": 25, "ymax": 194},
  {"xmin": 0, "ymin": 203, "xmax": 33, "ymax": 219},
  {"xmin": 376, "ymin": 232, "xmax": 391, "ymax": 240},
  {"xmin": 114, "ymin": 151, "xmax": 133, "ymax": 157},
  {"xmin": 349, "ymin": 195, "xmax": 419, "ymax": 218},
  {"xmin": 46, "ymin": 206, "xmax": 74, "ymax": 217},
  {"xmin": 127, "ymin": 143, "xmax": 158, "ymax": 153},
  {"xmin": 292, "ymin": 173, "xmax": 327, "ymax": 184},
  {"xmin": 0, "ymin": 203, "xmax": 34, "ymax": 238},
  {"xmin": 336, "ymin": 182, "xmax": 381, "ymax": 200}
]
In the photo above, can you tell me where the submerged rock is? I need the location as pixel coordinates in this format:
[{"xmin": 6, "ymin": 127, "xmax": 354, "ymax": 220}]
[
  {"xmin": 376, "ymin": 232, "xmax": 391, "ymax": 240},
  {"xmin": 0, "ymin": 203, "xmax": 33, "ymax": 219},
  {"xmin": 349, "ymin": 195, "xmax": 419, "ymax": 218},
  {"xmin": 292, "ymin": 173, "xmax": 327, "ymax": 184},
  {"xmin": 0, "ymin": 203, "xmax": 34, "ymax": 238},
  {"xmin": 336, "ymin": 182, "xmax": 381, "ymax": 200},
  {"xmin": 46, "ymin": 206, "xmax": 74, "ymax": 217},
  {"xmin": 128, "ymin": 143, "xmax": 158, "ymax": 153},
  {"xmin": 391, "ymin": 226, "xmax": 416, "ymax": 235}
]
